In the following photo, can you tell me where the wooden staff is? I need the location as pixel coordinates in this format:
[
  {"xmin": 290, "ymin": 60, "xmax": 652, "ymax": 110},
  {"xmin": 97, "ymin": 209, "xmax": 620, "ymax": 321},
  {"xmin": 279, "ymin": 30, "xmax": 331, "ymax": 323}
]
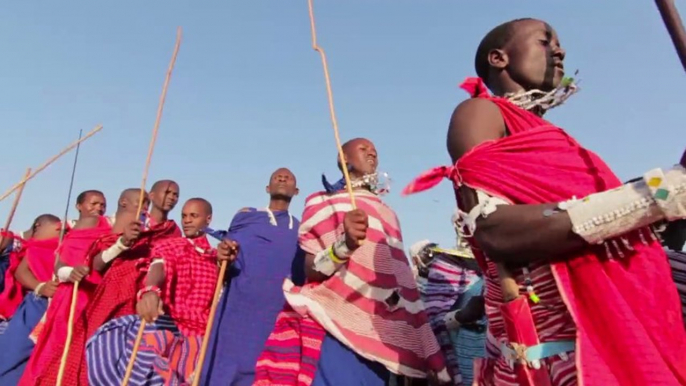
[
  {"xmin": 655, "ymin": 0, "xmax": 686, "ymax": 71},
  {"xmin": 187, "ymin": 2, "xmax": 358, "ymax": 380},
  {"xmin": 307, "ymin": 0, "xmax": 356, "ymax": 208},
  {"xmin": 0, "ymin": 168, "xmax": 32, "ymax": 247},
  {"xmin": 0, "ymin": 125, "xmax": 102, "ymax": 203},
  {"xmin": 190, "ymin": 260, "xmax": 227, "ymax": 386},
  {"xmin": 53, "ymin": 130, "xmax": 86, "ymax": 386},
  {"xmin": 55, "ymin": 276, "xmax": 80, "ymax": 386},
  {"xmin": 120, "ymin": 26, "xmax": 183, "ymax": 386}
]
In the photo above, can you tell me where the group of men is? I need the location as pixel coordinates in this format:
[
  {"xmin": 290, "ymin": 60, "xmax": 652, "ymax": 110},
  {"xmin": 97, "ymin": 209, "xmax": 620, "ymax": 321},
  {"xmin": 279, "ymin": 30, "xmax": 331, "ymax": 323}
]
[{"xmin": 0, "ymin": 16, "xmax": 684, "ymax": 386}]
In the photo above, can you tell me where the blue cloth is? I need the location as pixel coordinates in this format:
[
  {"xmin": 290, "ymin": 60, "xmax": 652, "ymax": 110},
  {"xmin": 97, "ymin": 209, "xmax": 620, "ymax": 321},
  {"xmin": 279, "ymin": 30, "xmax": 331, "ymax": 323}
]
[
  {"xmin": 449, "ymin": 278, "xmax": 486, "ymax": 386},
  {"xmin": 86, "ymin": 314, "xmax": 180, "ymax": 386},
  {"xmin": 311, "ymin": 333, "xmax": 389, "ymax": 386},
  {"xmin": 0, "ymin": 294, "xmax": 48, "ymax": 385},
  {"xmin": 200, "ymin": 208, "xmax": 303, "ymax": 386}
]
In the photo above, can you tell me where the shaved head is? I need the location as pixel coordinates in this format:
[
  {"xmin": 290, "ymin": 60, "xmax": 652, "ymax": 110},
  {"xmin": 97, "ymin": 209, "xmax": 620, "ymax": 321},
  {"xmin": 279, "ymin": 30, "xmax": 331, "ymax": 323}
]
[
  {"xmin": 118, "ymin": 188, "xmax": 148, "ymax": 213},
  {"xmin": 151, "ymin": 179, "xmax": 178, "ymax": 193},
  {"xmin": 270, "ymin": 168, "xmax": 296, "ymax": 184},
  {"xmin": 149, "ymin": 179, "xmax": 180, "ymax": 213},
  {"xmin": 182, "ymin": 198, "xmax": 213, "ymax": 238},
  {"xmin": 338, "ymin": 138, "xmax": 378, "ymax": 177},
  {"xmin": 186, "ymin": 197, "xmax": 213, "ymax": 215},
  {"xmin": 266, "ymin": 167, "xmax": 298, "ymax": 201}
]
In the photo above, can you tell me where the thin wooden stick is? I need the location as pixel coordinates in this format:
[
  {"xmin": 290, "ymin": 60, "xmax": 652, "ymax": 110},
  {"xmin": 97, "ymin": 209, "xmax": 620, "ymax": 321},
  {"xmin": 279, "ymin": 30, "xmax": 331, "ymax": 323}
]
[
  {"xmin": 656, "ymin": 0, "xmax": 686, "ymax": 71},
  {"xmin": 0, "ymin": 168, "xmax": 32, "ymax": 248},
  {"xmin": 0, "ymin": 125, "xmax": 102, "ymax": 203},
  {"xmin": 53, "ymin": 130, "xmax": 86, "ymax": 386},
  {"xmin": 55, "ymin": 280, "xmax": 79, "ymax": 386},
  {"xmin": 190, "ymin": 260, "xmax": 228, "ymax": 386},
  {"xmin": 307, "ymin": 0, "xmax": 356, "ymax": 209},
  {"xmin": 121, "ymin": 26, "xmax": 183, "ymax": 386}
]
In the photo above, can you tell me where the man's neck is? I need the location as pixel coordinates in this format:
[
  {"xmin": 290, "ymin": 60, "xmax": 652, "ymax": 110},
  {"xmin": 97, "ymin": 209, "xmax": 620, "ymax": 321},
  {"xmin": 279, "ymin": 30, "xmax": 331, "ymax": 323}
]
[
  {"xmin": 268, "ymin": 197, "xmax": 290, "ymax": 212},
  {"xmin": 150, "ymin": 207, "xmax": 168, "ymax": 224},
  {"xmin": 112, "ymin": 211, "xmax": 128, "ymax": 234}
]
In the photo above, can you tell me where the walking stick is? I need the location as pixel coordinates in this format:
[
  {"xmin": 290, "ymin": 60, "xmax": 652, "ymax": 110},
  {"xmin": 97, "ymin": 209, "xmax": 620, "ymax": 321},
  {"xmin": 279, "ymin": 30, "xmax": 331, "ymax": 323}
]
[
  {"xmin": 655, "ymin": 0, "xmax": 686, "ymax": 71},
  {"xmin": 306, "ymin": 0, "xmax": 357, "ymax": 207},
  {"xmin": 188, "ymin": 3, "xmax": 357, "ymax": 383},
  {"xmin": 190, "ymin": 260, "xmax": 227, "ymax": 386},
  {"xmin": 120, "ymin": 26, "xmax": 183, "ymax": 386},
  {"xmin": 0, "ymin": 125, "xmax": 102, "ymax": 203},
  {"xmin": 0, "ymin": 168, "xmax": 32, "ymax": 247},
  {"xmin": 54, "ymin": 129, "xmax": 87, "ymax": 386}
]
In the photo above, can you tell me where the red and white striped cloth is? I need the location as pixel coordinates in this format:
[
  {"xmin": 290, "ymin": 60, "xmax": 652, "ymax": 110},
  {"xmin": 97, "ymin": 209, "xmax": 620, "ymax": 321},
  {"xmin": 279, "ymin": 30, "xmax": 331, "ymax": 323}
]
[
  {"xmin": 476, "ymin": 259, "xmax": 578, "ymax": 386},
  {"xmin": 284, "ymin": 190, "xmax": 449, "ymax": 381}
]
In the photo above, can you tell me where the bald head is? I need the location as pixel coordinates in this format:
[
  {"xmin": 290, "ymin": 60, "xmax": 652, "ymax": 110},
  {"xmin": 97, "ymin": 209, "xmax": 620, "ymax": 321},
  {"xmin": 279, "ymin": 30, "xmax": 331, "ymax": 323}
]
[
  {"xmin": 267, "ymin": 167, "xmax": 298, "ymax": 201},
  {"xmin": 150, "ymin": 180, "xmax": 180, "ymax": 213},
  {"xmin": 338, "ymin": 138, "xmax": 378, "ymax": 177},
  {"xmin": 182, "ymin": 198, "xmax": 213, "ymax": 238},
  {"xmin": 186, "ymin": 198, "xmax": 212, "ymax": 215},
  {"xmin": 118, "ymin": 188, "xmax": 148, "ymax": 213}
]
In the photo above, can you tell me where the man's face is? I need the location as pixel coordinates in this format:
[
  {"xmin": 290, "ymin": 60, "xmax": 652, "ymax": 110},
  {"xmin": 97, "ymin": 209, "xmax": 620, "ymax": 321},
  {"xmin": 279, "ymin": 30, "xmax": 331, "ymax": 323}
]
[
  {"xmin": 150, "ymin": 182, "xmax": 180, "ymax": 212},
  {"xmin": 77, "ymin": 193, "xmax": 106, "ymax": 217},
  {"xmin": 498, "ymin": 19, "xmax": 566, "ymax": 92},
  {"xmin": 266, "ymin": 168, "xmax": 298, "ymax": 199},
  {"xmin": 343, "ymin": 139, "xmax": 378, "ymax": 178},
  {"xmin": 181, "ymin": 200, "xmax": 211, "ymax": 238}
]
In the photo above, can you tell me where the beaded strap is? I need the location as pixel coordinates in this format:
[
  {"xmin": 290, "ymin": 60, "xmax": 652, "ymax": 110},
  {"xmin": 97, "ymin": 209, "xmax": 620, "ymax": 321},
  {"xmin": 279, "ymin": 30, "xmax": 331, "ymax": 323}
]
[{"xmin": 137, "ymin": 285, "xmax": 161, "ymax": 301}]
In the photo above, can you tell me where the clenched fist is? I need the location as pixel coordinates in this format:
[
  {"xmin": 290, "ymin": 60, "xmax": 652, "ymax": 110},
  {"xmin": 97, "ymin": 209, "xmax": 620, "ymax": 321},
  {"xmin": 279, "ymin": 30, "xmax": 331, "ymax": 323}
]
[
  {"xmin": 68, "ymin": 265, "xmax": 90, "ymax": 283},
  {"xmin": 343, "ymin": 209, "xmax": 368, "ymax": 250},
  {"xmin": 137, "ymin": 291, "xmax": 164, "ymax": 323},
  {"xmin": 217, "ymin": 239, "xmax": 239, "ymax": 263},
  {"xmin": 122, "ymin": 220, "xmax": 143, "ymax": 246}
]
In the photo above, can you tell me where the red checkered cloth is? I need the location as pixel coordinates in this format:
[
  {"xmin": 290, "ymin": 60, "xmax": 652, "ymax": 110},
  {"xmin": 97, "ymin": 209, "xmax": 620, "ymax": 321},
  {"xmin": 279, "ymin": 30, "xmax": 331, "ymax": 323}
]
[
  {"xmin": 254, "ymin": 191, "xmax": 449, "ymax": 385},
  {"xmin": 30, "ymin": 220, "xmax": 180, "ymax": 386},
  {"xmin": 154, "ymin": 235, "xmax": 218, "ymax": 336}
]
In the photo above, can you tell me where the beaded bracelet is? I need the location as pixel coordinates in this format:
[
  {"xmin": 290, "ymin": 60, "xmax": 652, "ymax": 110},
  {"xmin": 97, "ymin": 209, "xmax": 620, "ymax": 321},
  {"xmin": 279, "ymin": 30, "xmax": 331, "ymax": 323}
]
[{"xmin": 137, "ymin": 285, "xmax": 161, "ymax": 301}]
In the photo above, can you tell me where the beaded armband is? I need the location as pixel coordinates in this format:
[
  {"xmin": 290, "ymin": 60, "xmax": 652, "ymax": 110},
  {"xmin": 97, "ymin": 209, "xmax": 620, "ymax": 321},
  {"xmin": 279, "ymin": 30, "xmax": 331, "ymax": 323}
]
[
  {"xmin": 312, "ymin": 239, "xmax": 352, "ymax": 276},
  {"xmin": 101, "ymin": 237, "xmax": 130, "ymax": 264},
  {"xmin": 137, "ymin": 285, "xmax": 161, "ymax": 301},
  {"xmin": 567, "ymin": 165, "xmax": 686, "ymax": 245}
]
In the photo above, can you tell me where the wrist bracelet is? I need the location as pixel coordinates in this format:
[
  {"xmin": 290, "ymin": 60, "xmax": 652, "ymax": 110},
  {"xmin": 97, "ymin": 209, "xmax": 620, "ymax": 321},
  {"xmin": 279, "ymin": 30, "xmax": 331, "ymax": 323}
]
[
  {"xmin": 34, "ymin": 282, "xmax": 46, "ymax": 296},
  {"xmin": 137, "ymin": 285, "xmax": 161, "ymax": 302},
  {"xmin": 331, "ymin": 239, "xmax": 352, "ymax": 261},
  {"xmin": 312, "ymin": 239, "xmax": 351, "ymax": 276}
]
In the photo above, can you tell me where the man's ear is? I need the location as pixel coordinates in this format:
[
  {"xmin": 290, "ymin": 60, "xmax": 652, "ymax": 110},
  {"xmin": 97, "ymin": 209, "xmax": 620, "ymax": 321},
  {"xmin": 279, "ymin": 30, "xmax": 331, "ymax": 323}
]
[
  {"xmin": 265, "ymin": 185, "xmax": 270, "ymax": 195},
  {"xmin": 487, "ymin": 48, "xmax": 508, "ymax": 70},
  {"xmin": 294, "ymin": 188, "xmax": 300, "ymax": 196}
]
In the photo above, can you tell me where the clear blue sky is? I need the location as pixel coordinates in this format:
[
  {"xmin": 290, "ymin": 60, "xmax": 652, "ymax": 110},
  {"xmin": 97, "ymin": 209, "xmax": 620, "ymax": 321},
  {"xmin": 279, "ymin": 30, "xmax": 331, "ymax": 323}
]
[{"xmin": 0, "ymin": 1, "xmax": 684, "ymax": 249}]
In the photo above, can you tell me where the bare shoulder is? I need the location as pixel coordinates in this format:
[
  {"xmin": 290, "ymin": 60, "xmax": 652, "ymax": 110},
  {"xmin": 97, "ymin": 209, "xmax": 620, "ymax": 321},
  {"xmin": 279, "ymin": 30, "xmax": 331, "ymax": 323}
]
[{"xmin": 447, "ymin": 98, "xmax": 506, "ymax": 162}]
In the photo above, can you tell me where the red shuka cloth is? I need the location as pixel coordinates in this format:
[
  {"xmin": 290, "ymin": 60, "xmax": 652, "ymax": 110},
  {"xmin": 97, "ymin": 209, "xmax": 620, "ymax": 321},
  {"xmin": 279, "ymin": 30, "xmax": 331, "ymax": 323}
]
[
  {"xmin": 20, "ymin": 216, "xmax": 112, "ymax": 386},
  {"xmin": 0, "ymin": 236, "xmax": 59, "ymax": 319},
  {"xmin": 28, "ymin": 220, "xmax": 180, "ymax": 386},
  {"xmin": 404, "ymin": 77, "xmax": 686, "ymax": 386}
]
